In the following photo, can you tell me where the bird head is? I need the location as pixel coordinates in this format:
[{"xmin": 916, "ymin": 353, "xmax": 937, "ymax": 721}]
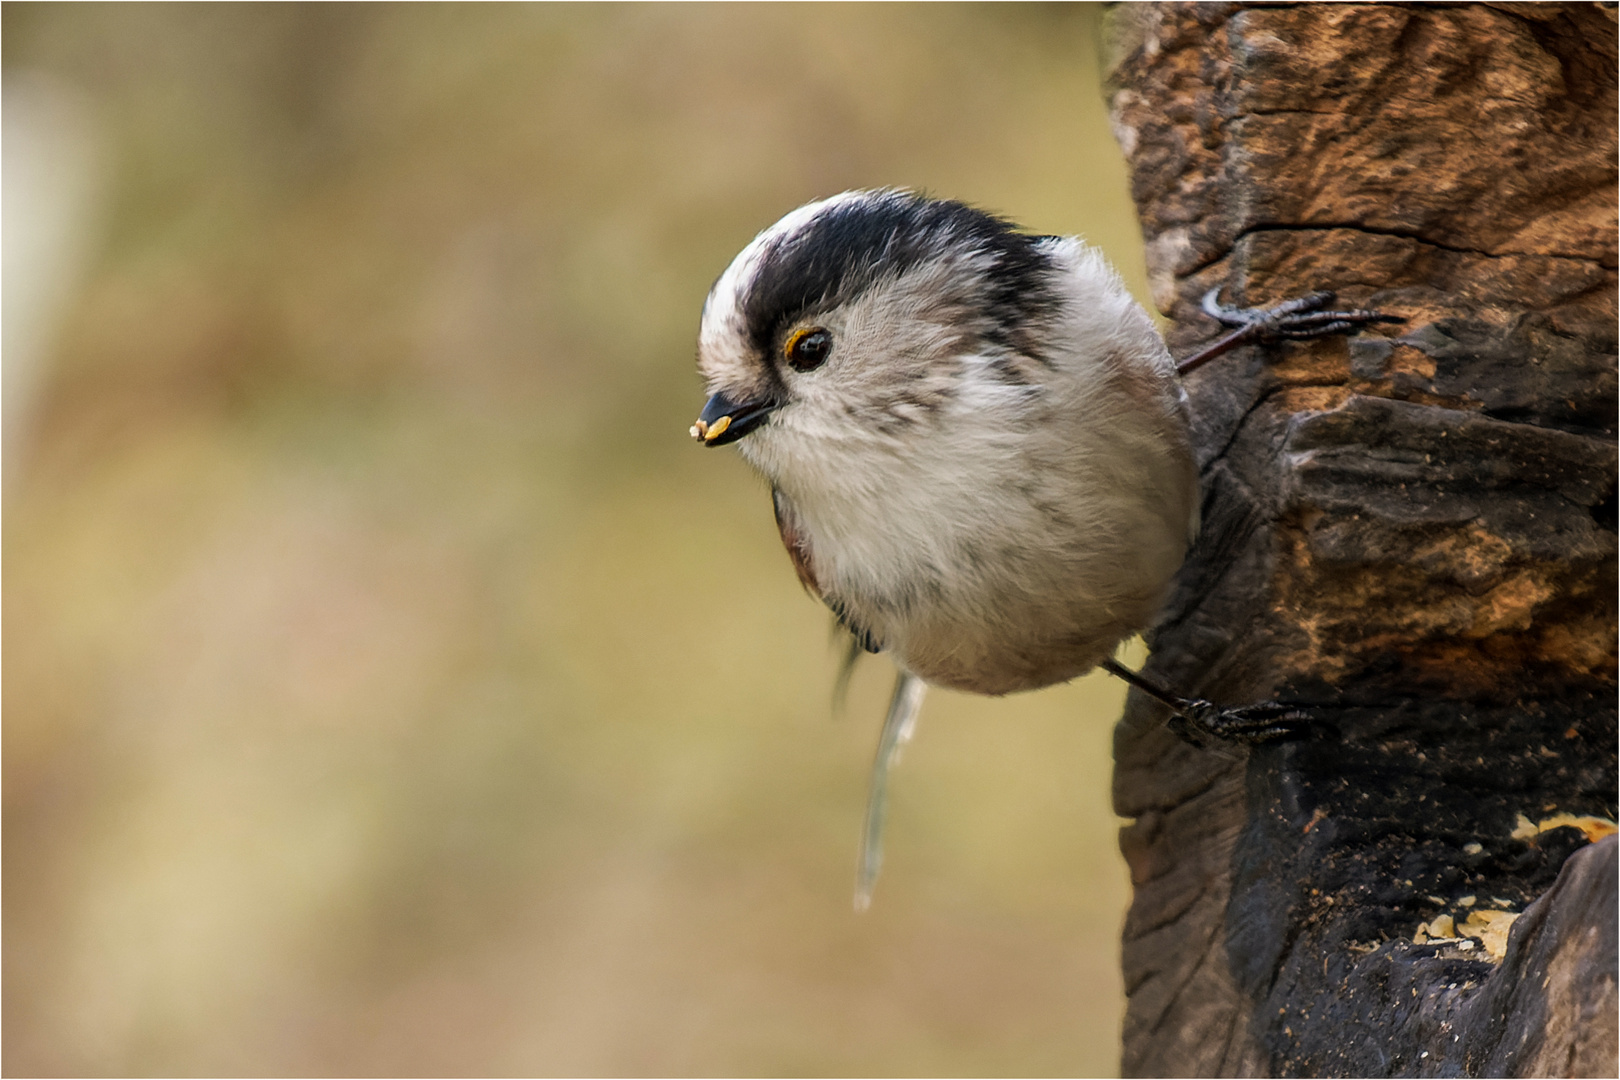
[{"xmin": 691, "ymin": 190, "xmax": 1060, "ymax": 481}]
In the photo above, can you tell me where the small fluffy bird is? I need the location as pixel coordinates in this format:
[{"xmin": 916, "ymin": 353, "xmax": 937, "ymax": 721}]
[{"xmin": 691, "ymin": 189, "xmax": 1394, "ymax": 904}]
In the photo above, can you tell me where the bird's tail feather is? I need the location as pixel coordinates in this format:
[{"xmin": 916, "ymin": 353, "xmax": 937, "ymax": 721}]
[
  {"xmin": 831, "ymin": 629, "xmax": 866, "ymax": 716},
  {"xmin": 855, "ymin": 668, "xmax": 927, "ymax": 911}
]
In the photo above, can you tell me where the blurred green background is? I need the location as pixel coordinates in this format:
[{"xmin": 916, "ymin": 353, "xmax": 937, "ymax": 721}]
[{"xmin": 4, "ymin": 5, "xmax": 1156, "ymax": 1075}]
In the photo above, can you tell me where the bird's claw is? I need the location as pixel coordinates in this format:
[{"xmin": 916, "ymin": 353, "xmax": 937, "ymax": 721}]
[
  {"xmin": 1201, "ymin": 287, "xmax": 1403, "ymax": 342},
  {"xmin": 1169, "ymin": 698, "xmax": 1310, "ymax": 745}
]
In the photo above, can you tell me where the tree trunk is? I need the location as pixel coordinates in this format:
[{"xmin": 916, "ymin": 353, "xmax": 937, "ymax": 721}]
[{"xmin": 1103, "ymin": 4, "xmax": 1618, "ymax": 1076}]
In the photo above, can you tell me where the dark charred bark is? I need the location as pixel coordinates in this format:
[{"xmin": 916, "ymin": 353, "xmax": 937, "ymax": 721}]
[{"xmin": 1103, "ymin": 5, "xmax": 1618, "ymax": 1076}]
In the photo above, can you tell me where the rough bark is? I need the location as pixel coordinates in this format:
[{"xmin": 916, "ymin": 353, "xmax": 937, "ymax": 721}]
[{"xmin": 1103, "ymin": 5, "xmax": 1618, "ymax": 1076}]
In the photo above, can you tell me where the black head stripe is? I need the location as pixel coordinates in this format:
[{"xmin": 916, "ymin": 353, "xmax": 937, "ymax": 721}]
[{"xmin": 740, "ymin": 191, "xmax": 1058, "ymax": 361}]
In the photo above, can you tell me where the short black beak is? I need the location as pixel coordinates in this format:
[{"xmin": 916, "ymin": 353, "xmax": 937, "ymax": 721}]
[{"xmin": 690, "ymin": 391, "xmax": 777, "ymax": 447}]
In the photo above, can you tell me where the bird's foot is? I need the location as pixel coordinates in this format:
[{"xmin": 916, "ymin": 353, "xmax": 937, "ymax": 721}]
[
  {"xmin": 1098, "ymin": 659, "xmax": 1311, "ymax": 746},
  {"xmin": 1202, "ymin": 287, "xmax": 1403, "ymax": 343},
  {"xmin": 1168, "ymin": 698, "xmax": 1310, "ymax": 746},
  {"xmin": 1175, "ymin": 287, "xmax": 1403, "ymax": 377}
]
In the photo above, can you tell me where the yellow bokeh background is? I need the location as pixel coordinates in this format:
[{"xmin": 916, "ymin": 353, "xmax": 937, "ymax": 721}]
[{"xmin": 4, "ymin": 6, "xmax": 1154, "ymax": 1075}]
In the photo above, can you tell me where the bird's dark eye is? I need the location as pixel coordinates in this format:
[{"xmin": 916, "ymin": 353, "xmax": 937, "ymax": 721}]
[{"xmin": 784, "ymin": 328, "xmax": 832, "ymax": 372}]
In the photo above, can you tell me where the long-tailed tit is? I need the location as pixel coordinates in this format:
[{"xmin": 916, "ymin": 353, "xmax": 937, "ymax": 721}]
[{"xmin": 690, "ymin": 190, "xmax": 1398, "ymax": 905}]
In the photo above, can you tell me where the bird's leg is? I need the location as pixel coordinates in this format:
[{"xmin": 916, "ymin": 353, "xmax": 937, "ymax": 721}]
[
  {"xmin": 1099, "ymin": 658, "xmax": 1307, "ymax": 745},
  {"xmin": 1175, "ymin": 288, "xmax": 1404, "ymax": 377}
]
